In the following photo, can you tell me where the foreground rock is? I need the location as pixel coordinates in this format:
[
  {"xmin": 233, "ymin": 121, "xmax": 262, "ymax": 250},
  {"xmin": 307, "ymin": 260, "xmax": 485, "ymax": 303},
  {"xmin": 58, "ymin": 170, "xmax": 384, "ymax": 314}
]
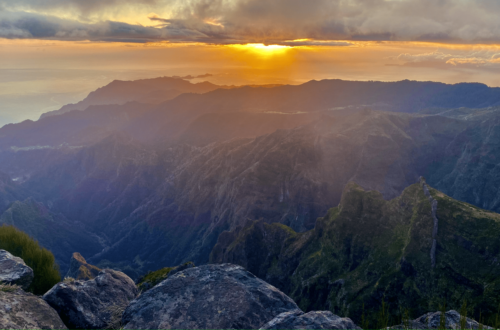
[
  {"xmin": 65, "ymin": 252, "xmax": 101, "ymax": 280},
  {"xmin": 0, "ymin": 249, "xmax": 34, "ymax": 290},
  {"xmin": 0, "ymin": 286, "xmax": 67, "ymax": 329},
  {"xmin": 122, "ymin": 263, "xmax": 301, "ymax": 329},
  {"xmin": 391, "ymin": 310, "xmax": 491, "ymax": 329},
  {"xmin": 43, "ymin": 269, "xmax": 138, "ymax": 329},
  {"xmin": 260, "ymin": 310, "xmax": 361, "ymax": 329}
]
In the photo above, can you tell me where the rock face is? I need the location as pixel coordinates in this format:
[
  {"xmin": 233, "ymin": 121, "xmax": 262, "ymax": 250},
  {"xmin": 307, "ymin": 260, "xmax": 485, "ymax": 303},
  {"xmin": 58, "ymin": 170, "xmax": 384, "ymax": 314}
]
[
  {"xmin": 0, "ymin": 287, "xmax": 67, "ymax": 329},
  {"xmin": 391, "ymin": 310, "xmax": 491, "ymax": 329},
  {"xmin": 122, "ymin": 263, "xmax": 301, "ymax": 330},
  {"xmin": 43, "ymin": 269, "xmax": 138, "ymax": 329},
  {"xmin": 259, "ymin": 310, "xmax": 361, "ymax": 329},
  {"xmin": 65, "ymin": 252, "xmax": 101, "ymax": 280},
  {"xmin": 0, "ymin": 249, "xmax": 34, "ymax": 290}
]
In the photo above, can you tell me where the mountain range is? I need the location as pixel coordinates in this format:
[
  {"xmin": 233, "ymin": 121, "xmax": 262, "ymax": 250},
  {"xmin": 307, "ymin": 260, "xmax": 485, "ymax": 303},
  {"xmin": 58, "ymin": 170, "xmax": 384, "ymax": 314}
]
[{"xmin": 1, "ymin": 75, "xmax": 500, "ymax": 299}]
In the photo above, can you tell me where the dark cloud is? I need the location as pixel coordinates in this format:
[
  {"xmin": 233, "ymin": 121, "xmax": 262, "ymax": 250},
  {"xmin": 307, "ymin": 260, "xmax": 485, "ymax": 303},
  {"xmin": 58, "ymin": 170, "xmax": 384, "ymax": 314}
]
[
  {"xmin": 0, "ymin": 0, "xmax": 158, "ymax": 16},
  {"xmin": 0, "ymin": 10, "xmax": 163, "ymax": 42},
  {"xmin": 3, "ymin": 0, "xmax": 500, "ymax": 44}
]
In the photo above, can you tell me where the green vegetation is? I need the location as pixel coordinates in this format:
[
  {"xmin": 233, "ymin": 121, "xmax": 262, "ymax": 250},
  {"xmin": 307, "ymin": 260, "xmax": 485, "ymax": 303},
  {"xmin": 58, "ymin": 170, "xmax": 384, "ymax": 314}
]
[
  {"xmin": 0, "ymin": 224, "xmax": 60, "ymax": 295},
  {"xmin": 460, "ymin": 300, "xmax": 468, "ymax": 330},
  {"xmin": 137, "ymin": 266, "xmax": 173, "ymax": 291},
  {"xmin": 0, "ymin": 283, "xmax": 20, "ymax": 293},
  {"xmin": 211, "ymin": 180, "xmax": 500, "ymax": 328},
  {"xmin": 377, "ymin": 297, "xmax": 389, "ymax": 329},
  {"xmin": 136, "ymin": 262, "xmax": 195, "ymax": 292},
  {"xmin": 439, "ymin": 301, "xmax": 446, "ymax": 329}
]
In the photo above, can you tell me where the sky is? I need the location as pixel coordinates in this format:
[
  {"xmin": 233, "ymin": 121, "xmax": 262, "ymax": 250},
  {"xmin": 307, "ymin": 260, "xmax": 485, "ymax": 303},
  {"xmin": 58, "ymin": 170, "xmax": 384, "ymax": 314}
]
[{"xmin": 2, "ymin": 0, "xmax": 500, "ymax": 126}]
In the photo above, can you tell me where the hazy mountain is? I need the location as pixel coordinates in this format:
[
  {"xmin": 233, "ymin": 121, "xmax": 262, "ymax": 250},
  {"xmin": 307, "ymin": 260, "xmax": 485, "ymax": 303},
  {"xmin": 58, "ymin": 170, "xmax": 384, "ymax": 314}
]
[
  {"xmin": 0, "ymin": 102, "xmax": 151, "ymax": 151},
  {"xmin": 0, "ymin": 109, "xmax": 470, "ymax": 277},
  {"xmin": 3, "ymin": 79, "xmax": 500, "ymax": 151},
  {"xmin": 2, "ymin": 78, "xmax": 500, "ymax": 281},
  {"xmin": 39, "ymin": 77, "xmax": 223, "ymax": 119},
  {"xmin": 211, "ymin": 179, "xmax": 500, "ymax": 326}
]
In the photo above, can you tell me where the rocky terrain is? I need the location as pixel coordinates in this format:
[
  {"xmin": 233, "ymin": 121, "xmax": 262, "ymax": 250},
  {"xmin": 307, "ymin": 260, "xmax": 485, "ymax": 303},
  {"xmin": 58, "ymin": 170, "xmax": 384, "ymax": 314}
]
[{"xmin": 0, "ymin": 251, "xmax": 493, "ymax": 329}]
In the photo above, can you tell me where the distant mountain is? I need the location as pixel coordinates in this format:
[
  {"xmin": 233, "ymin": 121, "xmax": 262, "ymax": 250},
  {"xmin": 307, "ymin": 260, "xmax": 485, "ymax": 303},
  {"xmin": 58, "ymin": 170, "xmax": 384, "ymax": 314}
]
[
  {"xmin": 2, "ymin": 109, "xmax": 469, "ymax": 277},
  {"xmin": 2, "ymin": 78, "xmax": 500, "ymax": 281},
  {"xmin": 0, "ymin": 102, "xmax": 151, "ymax": 151},
  {"xmin": 39, "ymin": 77, "xmax": 224, "ymax": 119},
  {"xmin": 211, "ymin": 179, "xmax": 500, "ymax": 326},
  {"xmin": 3, "ymin": 79, "xmax": 500, "ymax": 151}
]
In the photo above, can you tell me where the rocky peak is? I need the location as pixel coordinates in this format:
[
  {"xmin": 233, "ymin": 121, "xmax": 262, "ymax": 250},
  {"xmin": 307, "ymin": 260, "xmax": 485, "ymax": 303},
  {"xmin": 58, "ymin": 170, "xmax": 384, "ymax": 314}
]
[{"xmin": 65, "ymin": 252, "xmax": 101, "ymax": 280}]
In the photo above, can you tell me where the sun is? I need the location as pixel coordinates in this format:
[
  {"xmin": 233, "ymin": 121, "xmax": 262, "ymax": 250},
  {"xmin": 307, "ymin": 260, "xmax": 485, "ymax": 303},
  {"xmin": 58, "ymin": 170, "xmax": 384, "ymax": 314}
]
[{"xmin": 230, "ymin": 43, "xmax": 291, "ymax": 57}]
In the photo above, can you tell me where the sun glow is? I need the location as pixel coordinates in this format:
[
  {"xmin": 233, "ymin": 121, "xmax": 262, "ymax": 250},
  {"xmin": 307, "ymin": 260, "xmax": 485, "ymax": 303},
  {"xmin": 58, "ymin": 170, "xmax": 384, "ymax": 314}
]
[{"xmin": 230, "ymin": 43, "xmax": 291, "ymax": 57}]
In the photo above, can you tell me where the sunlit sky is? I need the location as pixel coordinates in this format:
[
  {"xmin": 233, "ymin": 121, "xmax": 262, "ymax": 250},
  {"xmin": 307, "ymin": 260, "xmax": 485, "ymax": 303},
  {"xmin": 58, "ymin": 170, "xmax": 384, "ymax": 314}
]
[{"xmin": 2, "ymin": 0, "xmax": 500, "ymax": 126}]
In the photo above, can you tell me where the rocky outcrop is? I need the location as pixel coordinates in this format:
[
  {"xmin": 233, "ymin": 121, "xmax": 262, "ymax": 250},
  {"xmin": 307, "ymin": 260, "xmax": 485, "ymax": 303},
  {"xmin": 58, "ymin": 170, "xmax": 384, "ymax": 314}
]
[
  {"xmin": 122, "ymin": 264, "xmax": 301, "ymax": 330},
  {"xmin": 43, "ymin": 269, "xmax": 138, "ymax": 329},
  {"xmin": 0, "ymin": 249, "xmax": 34, "ymax": 290},
  {"xmin": 0, "ymin": 286, "xmax": 67, "ymax": 329},
  {"xmin": 210, "ymin": 181, "xmax": 500, "ymax": 325},
  {"xmin": 65, "ymin": 252, "xmax": 101, "ymax": 280},
  {"xmin": 391, "ymin": 310, "xmax": 491, "ymax": 329},
  {"xmin": 259, "ymin": 310, "xmax": 361, "ymax": 329}
]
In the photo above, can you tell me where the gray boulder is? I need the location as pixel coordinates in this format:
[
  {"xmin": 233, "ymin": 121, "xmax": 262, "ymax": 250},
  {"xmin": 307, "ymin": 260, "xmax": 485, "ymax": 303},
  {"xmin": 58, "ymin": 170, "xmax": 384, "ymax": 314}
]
[
  {"xmin": 0, "ymin": 286, "xmax": 67, "ymax": 329},
  {"xmin": 391, "ymin": 310, "xmax": 491, "ymax": 329},
  {"xmin": 0, "ymin": 249, "xmax": 34, "ymax": 290},
  {"xmin": 122, "ymin": 263, "xmax": 301, "ymax": 329},
  {"xmin": 259, "ymin": 310, "xmax": 361, "ymax": 329},
  {"xmin": 43, "ymin": 269, "xmax": 138, "ymax": 329}
]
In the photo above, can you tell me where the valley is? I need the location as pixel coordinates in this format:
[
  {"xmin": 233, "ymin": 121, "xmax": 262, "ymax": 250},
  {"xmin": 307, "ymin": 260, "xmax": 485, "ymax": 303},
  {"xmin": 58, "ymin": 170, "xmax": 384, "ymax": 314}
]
[{"xmin": 1, "ymin": 77, "xmax": 500, "ymax": 325}]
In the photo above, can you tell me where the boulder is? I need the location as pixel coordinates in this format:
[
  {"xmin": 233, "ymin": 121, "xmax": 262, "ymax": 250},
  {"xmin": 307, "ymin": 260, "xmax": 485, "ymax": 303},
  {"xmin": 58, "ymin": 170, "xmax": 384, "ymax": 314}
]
[
  {"xmin": 0, "ymin": 249, "xmax": 34, "ymax": 290},
  {"xmin": 122, "ymin": 263, "xmax": 301, "ymax": 329},
  {"xmin": 65, "ymin": 252, "xmax": 101, "ymax": 280},
  {"xmin": 391, "ymin": 310, "xmax": 492, "ymax": 329},
  {"xmin": 43, "ymin": 269, "xmax": 138, "ymax": 329},
  {"xmin": 259, "ymin": 310, "xmax": 361, "ymax": 329},
  {"xmin": 0, "ymin": 286, "xmax": 67, "ymax": 329}
]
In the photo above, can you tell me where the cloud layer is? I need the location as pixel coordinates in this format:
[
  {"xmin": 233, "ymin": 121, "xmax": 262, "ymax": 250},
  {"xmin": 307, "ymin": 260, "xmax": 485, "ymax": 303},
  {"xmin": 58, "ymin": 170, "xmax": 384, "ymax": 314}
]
[{"xmin": 3, "ymin": 0, "xmax": 500, "ymax": 44}]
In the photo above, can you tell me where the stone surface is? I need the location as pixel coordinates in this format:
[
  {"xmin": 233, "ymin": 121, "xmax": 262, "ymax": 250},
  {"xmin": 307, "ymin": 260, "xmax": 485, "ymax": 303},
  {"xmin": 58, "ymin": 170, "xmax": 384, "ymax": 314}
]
[
  {"xmin": 122, "ymin": 263, "xmax": 301, "ymax": 330},
  {"xmin": 43, "ymin": 269, "xmax": 138, "ymax": 329},
  {"xmin": 391, "ymin": 310, "xmax": 492, "ymax": 329},
  {"xmin": 65, "ymin": 252, "xmax": 101, "ymax": 280},
  {"xmin": 0, "ymin": 287, "xmax": 67, "ymax": 329},
  {"xmin": 259, "ymin": 310, "xmax": 361, "ymax": 329},
  {"xmin": 0, "ymin": 249, "xmax": 34, "ymax": 290}
]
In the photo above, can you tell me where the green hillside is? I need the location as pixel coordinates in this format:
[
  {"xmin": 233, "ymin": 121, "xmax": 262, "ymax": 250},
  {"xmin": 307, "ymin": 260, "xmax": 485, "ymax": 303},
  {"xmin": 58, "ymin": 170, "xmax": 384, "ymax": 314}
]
[{"xmin": 211, "ymin": 179, "xmax": 500, "ymax": 327}]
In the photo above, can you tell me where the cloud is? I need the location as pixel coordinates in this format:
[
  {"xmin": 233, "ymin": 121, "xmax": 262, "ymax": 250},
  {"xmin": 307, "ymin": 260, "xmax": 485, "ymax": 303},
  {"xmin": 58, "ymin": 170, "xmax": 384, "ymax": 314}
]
[
  {"xmin": 0, "ymin": 10, "xmax": 163, "ymax": 42},
  {"xmin": 3, "ymin": 0, "xmax": 500, "ymax": 44},
  {"xmin": 391, "ymin": 50, "xmax": 500, "ymax": 69}
]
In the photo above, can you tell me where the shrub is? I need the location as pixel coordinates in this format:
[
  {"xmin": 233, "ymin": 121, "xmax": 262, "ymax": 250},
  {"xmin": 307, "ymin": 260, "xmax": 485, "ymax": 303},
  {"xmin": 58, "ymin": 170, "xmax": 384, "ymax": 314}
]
[
  {"xmin": 0, "ymin": 225, "xmax": 60, "ymax": 295},
  {"xmin": 0, "ymin": 283, "xmax": 20, "ymax": 293}
]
